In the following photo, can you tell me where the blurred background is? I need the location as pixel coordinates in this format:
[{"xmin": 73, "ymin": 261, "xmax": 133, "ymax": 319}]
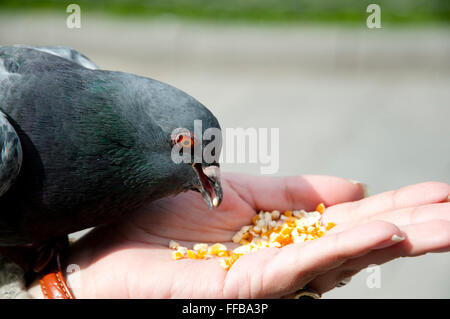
[{"xmin": 0, "ymin": 0, "xmax": 449, "ymax": 298}]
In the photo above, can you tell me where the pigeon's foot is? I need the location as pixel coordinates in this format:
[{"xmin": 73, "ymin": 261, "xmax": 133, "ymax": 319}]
[
  {"xmin": 0, "ymin": 254, "xmax": 30, "ymax": 299},
  {"xmin": 33, "ymin": 236, "xmax": 70, "ymax": 273},
  {"xmin": 0, "ymin": 236, "xmax": 70, "ymax": 299},
  {"xmin": 33, "ymin": 236, "xmax": 74, "ymax": 299}
]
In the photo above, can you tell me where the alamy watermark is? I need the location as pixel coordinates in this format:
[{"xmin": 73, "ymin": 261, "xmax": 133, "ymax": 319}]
[
  {"xmin": 66, "ymin": 4, "xmax": 381, "ymax": 30},
  {"xmin": 66, "ymin": 263, "xmax": 81, "ymax": 289},
  {"xmin": 366, "ymin": 264, "xmax": 382, "ymax": 288},
  {"xmin": 66, "ymin": 4, "xmax": 81, "ymax": 29},
  {"xmin": 171, "ymin": 120, "xmax": 279, "ymax": 174},
  {"xmin": 366, "ymin": 4, "xmax": 381, "ymax": 29}
]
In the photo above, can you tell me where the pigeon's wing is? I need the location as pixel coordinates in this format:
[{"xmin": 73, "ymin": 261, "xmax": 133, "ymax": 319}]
[
  {"xmin": 0, "ymin": 110, "xmax": 22, "ymax": 197},
  {"xmin": 0, "ymin": 45, "xmax": 99, "ymax": 71},
  {"xmin": 0, "ymin": 45, "xmax": 99, "ymax": 117},
  {"xmin": 25, "ymin": 45, "xmax": 99, "ymax": 70}
]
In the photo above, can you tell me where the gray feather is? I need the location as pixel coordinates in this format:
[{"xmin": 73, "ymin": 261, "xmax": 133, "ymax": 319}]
[
  {"xmin": 0, "ymin": 111, "xmax": 22, "ymax": 197},
  {"xmin": 0, "ymin": 45, "xmax": 98, "ymax": 70}
]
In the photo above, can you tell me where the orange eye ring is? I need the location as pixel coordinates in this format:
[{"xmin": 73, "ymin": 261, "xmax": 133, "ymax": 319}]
[
  {"xmin": 172, "ymin": 130, "xmax": 196, "ymax": 148},
  {"xmin": 177, "ymin": 134, "xmax": 194, "ymax": 148}
]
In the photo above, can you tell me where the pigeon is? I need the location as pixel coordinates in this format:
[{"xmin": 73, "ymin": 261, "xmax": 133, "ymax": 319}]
[{"xmin": 0, "ymin": 45, "xmax": 223, "ymax": 249}]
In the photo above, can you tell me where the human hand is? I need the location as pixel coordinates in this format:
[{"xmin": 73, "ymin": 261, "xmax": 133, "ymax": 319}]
[{"xmin": 29, "ymin": 173, "xmax": 449, "ymax": 298}]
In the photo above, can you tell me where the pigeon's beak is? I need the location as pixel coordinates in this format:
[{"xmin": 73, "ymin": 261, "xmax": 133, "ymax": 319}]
[{"xmin": 192, "ymin": 163, "xmax": 223, "ymax": 210}]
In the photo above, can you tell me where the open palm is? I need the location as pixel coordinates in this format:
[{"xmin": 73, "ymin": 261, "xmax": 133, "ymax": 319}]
[{"xmin": 57, "ymin": 173, "xmax": 449, "ymax": 298}]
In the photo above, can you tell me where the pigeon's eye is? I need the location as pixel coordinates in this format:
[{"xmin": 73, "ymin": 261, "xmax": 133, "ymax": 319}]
[{"xmin": 174, "ymin": 133, "xmax": 195, "ymax": 148}]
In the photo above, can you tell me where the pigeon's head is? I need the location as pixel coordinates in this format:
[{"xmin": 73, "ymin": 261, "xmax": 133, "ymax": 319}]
[{"xmin": 117, "ymin": 76, "xmax": 223, "ymax": 210}]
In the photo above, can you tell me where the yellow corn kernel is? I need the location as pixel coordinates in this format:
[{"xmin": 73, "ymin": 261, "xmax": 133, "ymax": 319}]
[
  {"xmin": 187, "ymin": 250, "xmax": 198, "ymax": 259},
  {"xmin": 325, "ymin": 222, "xmax": 336, "ymax": 231},
  {"xmin": 283, "ymin": 210, "xmax": 293, "ymax": 217},
  {"xmin": 220, "ymin": 253, "xmax": 240, "ymax": 270},
  {"xmin": 241, "ymin": 232, "xmax": 252, "ymax": 241},
  {"xmin": 239, "ymin": 239, "xmax": 251, "ymax": 245},
  {"xmin": 208, "ymin": 243, "xmax": 227, "ymax": 256},
  {"xmin": 217, "ymin": 250, "xmax": 231, "ymax": 257},
  {"xmin": 219, "ymin": 258, "xmax": 230, "ymax": 269},
  {"xmin": 316, "ymin": 203, "xmax": 325, "ymax": 214},
  {"xmin": 197, "ymin": 249, "xmax": 208, "ymax": 259},
  {"xmin": 285, "ymin": 216, "xmax": 297, "ymax": 224},
  {"xmin": 172, "ymin": 251, "xmax": 184, "ymax": 260},
  {"xmin": 317, "ymin": 230, "xmax": 325, "ymax": 237},
  {"xmin": 280, "ymin": 225, "xmax": 292, "ymax": 236}
]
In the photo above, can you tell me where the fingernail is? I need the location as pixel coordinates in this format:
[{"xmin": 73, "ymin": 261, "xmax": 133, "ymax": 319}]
[
  {"xmin": 350, "ymin": 180, "xmax": 369, "ymax": 198},
  {"xmin": 391, "ymin": 234, "xmax": 405, "ymax": 242}
]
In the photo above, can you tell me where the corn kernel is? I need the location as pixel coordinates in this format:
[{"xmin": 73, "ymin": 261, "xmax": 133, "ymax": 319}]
[
  {"xmin": 172, "ymin": 251, "xmax": 184, "ymax": 260},
  {"xmin": 271, "ymin": 210, "xmax": 280, "ymax": 220},
  {"xmin": 208, "ymin": 243, "xmax": 227, "ymax": 255},
  {"xmin": 220, "ymin": 253, "xmax": 243, "ymax": 270},
  {"xmin": 219, "ymin": 258, "xmax": 230, "ymax": 269},
  {"xmin": 217, "ymin": 250, "xmax": 231, "ymax": 257},
  {"xmin": 169, "ymin": 240, "xmax": 180, "ymax": 250},
  {"xmin": 197, "ymin": 248, "xmax": 207, "ymax": 259},
  {"xmin": 285, "ymin": 216, "xmax": 297, "ymax": 224},
  {"xmin": 193, "ymin": 243, "xmax": 208, "ymax": 251},
  {"xmin": 316, "ymin": 203, "xmax": 325, "ymax": 214},
  {"xmin": 283, "ymin": 210, "xmax": 293, "ymax": 217},
  {"xmin": 232, "ymin": 233, "xmax": 243, "ymax": 243},
  {"xmin": 252, "ymin": 226, "xmax": 261, "ymax": 233},
  {"xmin": 187, "ymin": 250, "xmax": 198, "ymax": 259},
  {"xmin": 170, "ymin": 207, "xmax": 336, "ymax": 271}
]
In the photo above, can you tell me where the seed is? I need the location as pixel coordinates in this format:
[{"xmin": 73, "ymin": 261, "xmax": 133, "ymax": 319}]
[
  {"xmin": 197, "ymin": 249, "xmax": 207, "ymax": 259},
  {"xmin": 187, "ymin": 250, "xmax": 198, "ymax": 259},
  {"xmin": 193, "ymin": 243, "xmax": 208, "ymax": 251},
  {"xmin": 169, "ymin": 240, "xmax": 180, "ymax": 250},
  {"xmin": 271, "ymin": 210, "xmax": 280, "ymax": 220},
  {"xmin": 170, "ymin": 208, "xmax": 336, "ymax": 271},
  {"xmin": 172, "ymin": 251, "xmax": 184, "ymax": 260},
  {"xmin": 283, "ymin": 210, "xmax": 293, "ymax": 217},
  {"xmin": 217, "ymin": 251, "xmax": 230, "ymax": 257},
  {"xmin": 316, "ymin": 203, "xmax": 326, "ymax": 214},
  {"xmin": 208, "ymin": 243, "xmax": 227, "ymax": 255},
  {"xmin": 232, "ymin": 232, "xmax": 243, "ymax": 243}
]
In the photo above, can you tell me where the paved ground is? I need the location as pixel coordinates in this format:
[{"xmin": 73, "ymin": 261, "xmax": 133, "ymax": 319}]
[{"xmin": 1, "ymin": 12, "xmax": 449, "ymax": 298}]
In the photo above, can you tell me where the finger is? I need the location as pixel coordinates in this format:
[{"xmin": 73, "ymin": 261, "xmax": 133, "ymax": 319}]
[
  {"xmin": 325, "ymin": 202, "xmax": 450, "ymax": 234},
  {"xmin": 379, "ymin": 219, "xmax": 450, "ymax": 256},
  {"xmin": 322, "ymin": 182, "xmax": 449, "ymax": 225},
  {"xmin": 223, "ymin": 173, "xmax": 366, "ymax": 212},
  {"xmin": 369, "ymin": 202, "xmax": 450, "ymax": 227},
  {"xmin": 222, "ymin": 220, "xmax": 403, "ymax": 298},
  {"xmin": 308, "ymin": 219, "xmax": 450, "ymax": 294}
]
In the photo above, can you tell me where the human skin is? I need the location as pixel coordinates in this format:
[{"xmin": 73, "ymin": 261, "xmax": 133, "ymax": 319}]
[{"xmin": 28, "ymin": 173, "xmax": 450, "ymax": 298}]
